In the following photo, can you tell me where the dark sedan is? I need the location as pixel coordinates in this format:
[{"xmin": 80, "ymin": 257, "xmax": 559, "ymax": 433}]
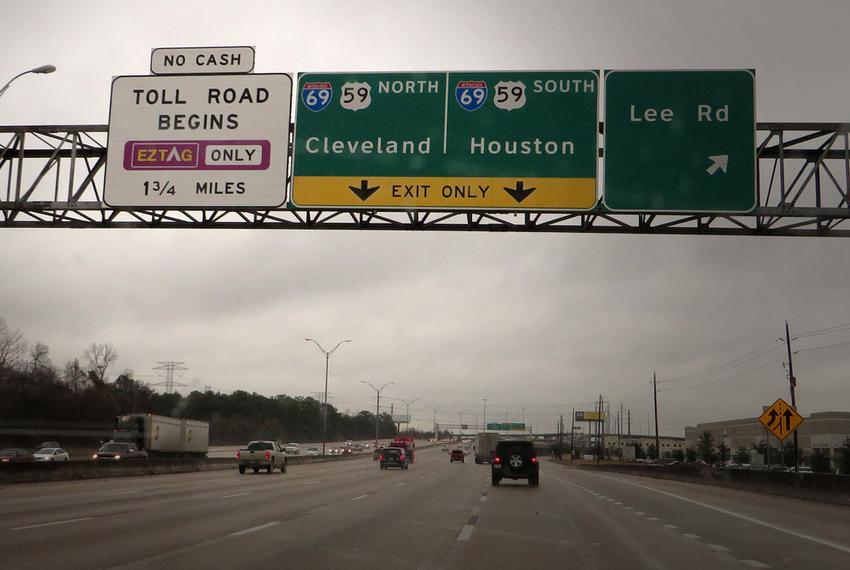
[
  {"xmin": 92, "ymin": 442, "xmax": 148, "ymax": 461},
  {"xmin": 0, "ymin": 448, "xmax": 34, "ymax": 463}
]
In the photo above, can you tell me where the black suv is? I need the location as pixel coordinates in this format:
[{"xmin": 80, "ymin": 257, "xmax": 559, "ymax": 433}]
[
  {"xmin": 379, "ymin": 446, "xmax": 409, "ymax": 470},
  {"xmin": 491, "ymin": 440, "xmax": 539, "ymax": 487}
]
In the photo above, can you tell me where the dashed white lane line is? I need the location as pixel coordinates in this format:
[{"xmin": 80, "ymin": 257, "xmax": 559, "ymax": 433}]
[
  {"xmin": 457, "ymin": 525, "xmax": 475, "ymax": 541},
  {"xmin": 480, "ymin": 496, "xmax": 487, "ymax": 503},
  {"xmin": 682, "ymin": 533, "xmax": 701, "ymax": 540},
  {"xmin": 103, "ymin": 490, "xmax": 141, "ymax": 496},
  {"xmin": 11, "ymin": 517, "xmax": 92, "ymax": 531},
  {"xmin": 708, "ymin": 545, "xmax": 730, "ymax": 552},
  {"xmin": 614, "ymin": 502, "xmax": 623, "ymax": 505},
  {"xmin": 350, "ymin": 494, "xmax": 369, "ymax": 501},
  {"xmin": 221, "ymin": 491, "xmax": 252, "ymax": 498},
  {"xmin": 305, "ymin": 481, "xmax": 320, "ymax": 486},
  {"xmin": 648, "ymin": 517, "xmax": 659, "ymax": 521},
  {"xmin": 741, "ymin": 561, "xmax": 770, "ymax": 568},
  {"xmin": 663, "ymin": 524, "xmax": 679, "ymax": 530},
  {"xmin": 623, "ymin": 506, "xmax": 634, "ymax": 510},
  {"xmin": 230, "ymin": 521, "xmax": 279, "ymax": 536},
  {"xmin": 634, "ymin": 511, "xmax": 645, "ymax": 516},
  {"xmin": 593, "ymin": 473, "xmax": 850, "ymax": 555},
  {"xmin": 396, "ymin": 482, "xmax": 407, "ymax": 487}
]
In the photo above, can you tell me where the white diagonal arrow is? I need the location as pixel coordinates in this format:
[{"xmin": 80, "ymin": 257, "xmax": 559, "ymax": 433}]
[{"xmin": 706, "ymin": 155, "xmax": 728, "ymax": 175}]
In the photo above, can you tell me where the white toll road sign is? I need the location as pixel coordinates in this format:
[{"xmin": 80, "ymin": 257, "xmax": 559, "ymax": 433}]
[
  {"xmin": 151, "ymin": 46, "xmax": 255, "ymax": 75},
  {"xmin": 105, "ymin": 74, "xmax": 292, "ymax": 208}
]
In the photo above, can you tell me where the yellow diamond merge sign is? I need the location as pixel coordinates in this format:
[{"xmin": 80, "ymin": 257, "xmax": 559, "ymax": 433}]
[{"xmin": 758, "ymin": 398, "xmax": 804, "ymax": 441}]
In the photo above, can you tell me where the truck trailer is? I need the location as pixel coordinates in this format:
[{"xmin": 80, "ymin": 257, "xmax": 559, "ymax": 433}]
[
  {"xmin": 112, "ymin": 413, "xmax": 209, "ymax": 457},
  {"xmin": 475, "ymin": 432, "xmax": 501, "ymax": 464}
]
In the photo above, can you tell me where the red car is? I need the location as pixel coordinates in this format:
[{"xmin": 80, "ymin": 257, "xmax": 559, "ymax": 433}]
[{"xmin": 450, "ymin": 449, "xmax": 464, "ymax": 463}]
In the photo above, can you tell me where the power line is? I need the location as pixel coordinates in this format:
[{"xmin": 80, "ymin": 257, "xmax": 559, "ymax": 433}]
[{"xmin": 661, "ymin": 356, "xmax": 785, "ymax": 392}]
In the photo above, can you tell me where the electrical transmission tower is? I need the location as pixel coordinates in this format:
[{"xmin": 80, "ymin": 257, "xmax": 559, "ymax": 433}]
[{"xmin": 152, "ymin": 361, "xmax": 188, "ymax": 393}]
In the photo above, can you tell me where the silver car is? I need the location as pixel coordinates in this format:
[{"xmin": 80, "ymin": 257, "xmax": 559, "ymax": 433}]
[{"xmin": 33, "ymin": 448, "xmax": 70, "ymax": 461}]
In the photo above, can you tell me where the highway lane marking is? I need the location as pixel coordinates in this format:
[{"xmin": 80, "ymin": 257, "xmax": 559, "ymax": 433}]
[
  {"xmin": 708, "ymin": 545, "xmax": 730, "ymax": 552},
  {"xmin": 457, "ymin": 525, "xmax": 475, "ymax": 541},
  {"xmin": 648, "ymin": 517, "xmax": 659, "ymax": 521},
  {"xmin": 741, "ymin": 561, "xmax": 769, "ymax": 568},
  {"xmin": 614, "ymin": 501, "xmax": 622, "ymax": 505},
  {"xmin": 634, "ymin": 511, "xmax": 645, "ymax": 516},
  {"xmin": 305, "ymin": 481, "xmax": 320, "ymax": 485},
  {"xmin": 682, "ymin": 533, "xmax": 701, "ymax": 540},
  {"xmin": 396, "ymin": 482, "xmax": 407, "ymax": 486},
  {"xmin": 480, "ymin": 496, "xmax": 487, "ymax": 503},
  {"xmin": 230, "ymin": 521, "xmax": 279, "ymax": 536},
  {"xmin": 592, "ymin": 473, "xmax": 850, "ymax": 555},
  {"xmin": 221, "ymin": 491, "xmax": 252, "ymax": 498},
  {"xmin": 103, "ymin": 490, "xmax": 142, "ymax": 496},
  {"xmin": 623, "ymin": 506, "xmax": 634, "ymax": 510},
  {"xmin": 664, "ymin": 524, "xmax": 679, "ymax": 529},
  {"xmin": 11, "ymin": 517, "xmax": 92, "ymax": 531},
  {"xmin": 350, "ymin": 494, "xmax": 369, "ymax": 501}
]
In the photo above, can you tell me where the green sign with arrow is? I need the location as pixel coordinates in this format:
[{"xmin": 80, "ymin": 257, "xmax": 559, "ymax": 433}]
[{"xmin": 603, "ymin": 70, "xmax": 756, "ymax": 213}]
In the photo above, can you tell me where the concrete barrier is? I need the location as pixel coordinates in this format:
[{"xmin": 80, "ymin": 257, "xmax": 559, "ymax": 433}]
[
  {"xmin": 576, "ymin": 463, "xmax": 850, "ymax": 507},
  {"xmin": 0, "ymin": 451, "xmax": 372, "ymax": 485}
]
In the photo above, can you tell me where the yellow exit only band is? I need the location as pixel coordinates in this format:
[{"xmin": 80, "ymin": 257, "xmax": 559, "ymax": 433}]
[{"xmin": 292, "ymin": 176, "xmax": 596, "ymax": 209}]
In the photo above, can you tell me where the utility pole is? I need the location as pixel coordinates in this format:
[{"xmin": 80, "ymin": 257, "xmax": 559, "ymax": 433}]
[
  {"xmin": 558, "ymin": 414, "xmax": 564, "ymax": 459},
  {"xmin": 570, "ymin": 408, "xmax": 575, "ymax": 459},
  {"xmin": 785, "ymin": 321, "xmax": 799, "ymax": 472},
  {"xmin": 628, "ymin": 408, "xmax": 631, "ymax": 437},
  {"xmin": 482, "ymin": 398, "xmax": 487, "ymax": 429},
  {"xmin": 653, "ymin": 372, "xmax": 660, "ymax": 462}
]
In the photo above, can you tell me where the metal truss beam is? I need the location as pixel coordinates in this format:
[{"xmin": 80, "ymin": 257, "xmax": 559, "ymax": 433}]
[{"xmin": 2, "ymin": 123, "xmax": 849, "ymax": 236}]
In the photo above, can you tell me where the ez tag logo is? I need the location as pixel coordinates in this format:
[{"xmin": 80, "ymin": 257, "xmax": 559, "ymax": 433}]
[
  {"xmin": 302, "ymin": 81, "xmax": 333, "ymax": 112},
  {"xmin": 455, "ymin": 80, "xmax": 488, "ymax": 111}
]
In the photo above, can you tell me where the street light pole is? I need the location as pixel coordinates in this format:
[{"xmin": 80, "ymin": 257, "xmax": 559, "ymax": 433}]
[
  {"xmin": 426, "ymin": 404, "xmax": 438, "ymax": 438},
  {"xmin": 0, "ymin": 65, "xmax": 57, "ymax": 100},
  {"xmin": 483, "ymin": 398, "xmax": 487, "ymax": 429},
  {"xmin": 361, "ymin": 380, "xmax": 394, "ymax": 444},
  {"xmin": 305, "ymin": 338, "xmax": 352, "ymax": 456}
]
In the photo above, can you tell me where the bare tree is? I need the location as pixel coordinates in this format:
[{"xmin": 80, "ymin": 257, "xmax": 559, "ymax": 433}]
[
  {"xmin": 29, "ymin": 342, "xmax": 53, "ymax": 377},
  {"xmin": 85, "ymin": 342, "xmax": 118, "ymax": 384},
  {"xmin": 0, "ymin": 317, "xmax": 27, "ymax": 370}
]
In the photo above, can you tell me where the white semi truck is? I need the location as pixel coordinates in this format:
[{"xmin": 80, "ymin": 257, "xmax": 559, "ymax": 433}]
[{"xmin": 112, "ymin": 413, "xmax": 209, "ymax": 457}]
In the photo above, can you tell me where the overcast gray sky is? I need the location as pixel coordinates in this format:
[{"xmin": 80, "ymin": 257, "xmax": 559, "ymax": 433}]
[{"xmin": 2, "ymin": 1, "xmax": 849, "ymax": 435}]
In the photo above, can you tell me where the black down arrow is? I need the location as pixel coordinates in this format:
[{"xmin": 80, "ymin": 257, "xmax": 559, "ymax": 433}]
[
  {"xmin": 349, "ymin": 179, "xmax": 380, "ymax": 202},
  {"xmin": 503, "ymin": 181, "xmax": 536, "ymax": 203}
]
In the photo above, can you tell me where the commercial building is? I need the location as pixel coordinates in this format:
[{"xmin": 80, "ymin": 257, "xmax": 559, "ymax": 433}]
[{"xmin": 685, "ymin": 411, "xmax": 850, "ymax": 464}]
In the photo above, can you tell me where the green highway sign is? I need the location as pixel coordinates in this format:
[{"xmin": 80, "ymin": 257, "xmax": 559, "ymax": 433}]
[
  {"xmin": 292, "ymin": 71, "xmax": 599, "ymax": 210},
  {"xmin": 603, "ymin": 70, "xmax": 755, "ymax": 213}
]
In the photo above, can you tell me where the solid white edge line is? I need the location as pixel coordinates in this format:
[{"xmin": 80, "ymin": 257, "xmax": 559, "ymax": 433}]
[
  {"xmin": 230, "ymin": 521, "xmax": 279, "ymax": 537},
  {"xmin": 12, "ymin": 517, "xmax": 92, "ymax": 531},
  {"xmin": 593, "ymin": 473, "xmax": 850, "ymax": 555}
]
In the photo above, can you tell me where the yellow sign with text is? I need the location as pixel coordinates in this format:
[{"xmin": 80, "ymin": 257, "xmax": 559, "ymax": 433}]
[
  {"xmin": 292, "ymin": 176, "xmax": 596, "ymax": 210},
  {"xmin": 758, "ymin": 398, "xmax": 804, "ymax": 441}
]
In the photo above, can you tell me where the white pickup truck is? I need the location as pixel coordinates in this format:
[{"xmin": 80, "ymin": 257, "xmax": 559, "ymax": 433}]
[{"xmin": 237, "ymin": 441, "xmax": 287, "ymax": 474}]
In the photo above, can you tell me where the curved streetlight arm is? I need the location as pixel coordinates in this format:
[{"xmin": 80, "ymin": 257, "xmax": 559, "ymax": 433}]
[{"xmin": 0, "ymin": 65, "xmax": 57, "ymax": 99}]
